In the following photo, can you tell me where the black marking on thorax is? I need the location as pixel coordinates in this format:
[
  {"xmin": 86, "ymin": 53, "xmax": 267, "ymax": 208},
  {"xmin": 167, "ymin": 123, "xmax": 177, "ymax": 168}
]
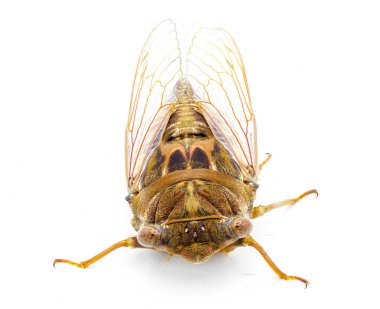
[
  {"xmin": 190, "ymin": 147, "xmax": 210, "ymax": 169},
  {"xmin": 168, "ymin": 149, "xmax": 187, "ymax": 173},
  {"xmin": 139, "ymin": 96, "xmax": 244, "ymax": 189}
]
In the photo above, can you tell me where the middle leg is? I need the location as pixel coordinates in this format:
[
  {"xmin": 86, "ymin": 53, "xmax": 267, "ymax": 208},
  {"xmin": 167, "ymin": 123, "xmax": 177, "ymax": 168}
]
[{"xmin": 251, "ymin": 189, "xmax": 318, "ymax": 219}]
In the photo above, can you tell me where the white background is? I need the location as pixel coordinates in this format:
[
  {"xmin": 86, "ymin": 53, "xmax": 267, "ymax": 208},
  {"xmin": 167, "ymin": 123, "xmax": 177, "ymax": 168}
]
[{"xmin": 1, "ymin": 0, "xmax": 379, "ymax": 308}]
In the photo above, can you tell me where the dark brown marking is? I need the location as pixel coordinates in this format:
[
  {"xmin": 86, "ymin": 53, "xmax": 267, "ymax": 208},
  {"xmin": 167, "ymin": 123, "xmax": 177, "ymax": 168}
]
[
  {"xmin": 140, "ymin": 148, "xmax": 166, "ymax": 188},
  {"xmin": 153, "ymin": 148, "xmax": 165, "ymax": 170},
  {"xmin": 191, "ymin": 147, "xmax": 210, "ymax": 169},
  {"xmin": 212, "ymin": 141, "xmax": 242, "ymax": 179},
  {"xmin": 168, "ymin": 150, "xmax": 186, "ymax": 173}
]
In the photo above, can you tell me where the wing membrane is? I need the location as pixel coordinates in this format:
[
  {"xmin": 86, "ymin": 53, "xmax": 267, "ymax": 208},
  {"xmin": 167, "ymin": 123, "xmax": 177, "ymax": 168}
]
[
  {"xmin": 186, "ymin": 28, "xmax": 258, "ymax": 180},
  {"xmin": 126, "ymin": 20, "xmax": 183, "ymax": 190}
]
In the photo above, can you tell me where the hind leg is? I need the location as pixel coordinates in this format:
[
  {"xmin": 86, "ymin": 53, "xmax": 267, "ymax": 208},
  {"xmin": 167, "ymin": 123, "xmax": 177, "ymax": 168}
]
[{"xmin": 258, "ymin": 153, "xmax": 272, "ymax": 171}]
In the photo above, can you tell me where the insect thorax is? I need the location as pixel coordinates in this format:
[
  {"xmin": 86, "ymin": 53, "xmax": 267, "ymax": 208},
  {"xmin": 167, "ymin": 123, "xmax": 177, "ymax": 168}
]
[
  {"xmin": 139, "ymin": 95, "xmax": 246, "ymax": 189},
  {"xmin": 132, "ymin": 95, "xmax": 255, "ymax": 224},
  {"xmin": 129, "ymin": 95, "xmax": 256, "ymax": 262}
]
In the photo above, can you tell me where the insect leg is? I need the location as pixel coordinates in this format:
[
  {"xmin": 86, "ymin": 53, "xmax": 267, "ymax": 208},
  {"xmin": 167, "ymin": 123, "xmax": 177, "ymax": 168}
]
[
  {"xmin": 251, "ymin": 189, "xmax": 318, "ymax": 219},
  {"xmin": 258, "ymin": 153, "xmax": 272, "ymax": 171},
  {"xmin": 53, "ymin": 236, "xmax": 142, "ymax": 268},
  {"xmin": 242, "ymin": 235, "xmax": 309, "ymax": 287}
]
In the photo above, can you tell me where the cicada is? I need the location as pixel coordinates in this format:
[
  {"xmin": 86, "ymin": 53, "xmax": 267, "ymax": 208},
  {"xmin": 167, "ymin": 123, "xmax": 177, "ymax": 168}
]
[{"xmin": 54, "ymin": 20, "xmax": 317, "ymax": 287}]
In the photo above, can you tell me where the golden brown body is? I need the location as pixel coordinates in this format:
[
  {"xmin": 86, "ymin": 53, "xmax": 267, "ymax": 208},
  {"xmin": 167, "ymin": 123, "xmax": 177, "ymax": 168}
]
[
  {"xmin": 129, "ymin": 92, "xmax": 255, "ymax": 262},
  {"xmin": 139, "ymin": 93, "xmax": 245, "ymax": 189},
  {"xmin": 54, "ymin": 20, "xmax": 317, "ymax": 286}
]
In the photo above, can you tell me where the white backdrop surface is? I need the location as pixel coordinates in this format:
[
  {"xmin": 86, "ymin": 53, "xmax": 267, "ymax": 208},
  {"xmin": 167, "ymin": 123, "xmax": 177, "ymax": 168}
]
[{"xmin": 1, "ymin": 1, "xmax": 379, "ymax": 308}]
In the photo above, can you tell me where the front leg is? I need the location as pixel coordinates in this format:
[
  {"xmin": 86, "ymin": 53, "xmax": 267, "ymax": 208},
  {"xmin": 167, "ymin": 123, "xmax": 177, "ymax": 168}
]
[
  {"xmin": 54, "ymin": 236, "xmax": 143, "ymax": 268},
  {"xmin": 242, "ymin": 235, "xmax": 309, "ymax": 287},
  {"xmin": 221, "ymin": 236, "xmax": 309, "ymax": 287}
]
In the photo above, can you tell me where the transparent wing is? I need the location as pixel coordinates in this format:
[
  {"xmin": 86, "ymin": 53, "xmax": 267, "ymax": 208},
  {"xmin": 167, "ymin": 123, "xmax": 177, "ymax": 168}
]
[
  {"xmin": 186, "ymin": 27, "xmax": 258, "ymax": 180},
  {"xmin": 126, "ymin": 20, "xmax": 183, "ymax": 190}
]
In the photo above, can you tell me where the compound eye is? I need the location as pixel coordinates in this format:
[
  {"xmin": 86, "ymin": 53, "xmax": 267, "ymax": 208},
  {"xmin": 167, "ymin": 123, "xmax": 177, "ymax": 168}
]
[
  {"xmin": 137, "ymin": 226, "xmax": 160, "ymax": 247},
  {"xmin": 231, "ymin": 217, "xmax": 252, "ymax": 238}
]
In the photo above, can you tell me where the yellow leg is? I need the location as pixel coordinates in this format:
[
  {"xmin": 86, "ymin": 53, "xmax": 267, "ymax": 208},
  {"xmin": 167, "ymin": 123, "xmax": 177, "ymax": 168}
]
[
  {"xmin": 251, "ymin": 189, "xmax": 318, "ymax": 219},
  {"xmin": 258, "ymin": 153, "xmax": 272, "ymax": 171},
  {"xmin": 242, "ymin": 235, "xmax": 309, "ymax": 287},
  {"xmin": 53, "ymin": 236, "xmax": 142, "ymax": 268}
]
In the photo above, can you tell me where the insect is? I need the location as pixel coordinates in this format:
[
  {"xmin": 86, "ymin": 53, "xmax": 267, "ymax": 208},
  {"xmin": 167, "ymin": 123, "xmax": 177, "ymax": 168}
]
[{"xmin": 54, "ymin": 20, "xmax": 317, "ymax": 287}]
